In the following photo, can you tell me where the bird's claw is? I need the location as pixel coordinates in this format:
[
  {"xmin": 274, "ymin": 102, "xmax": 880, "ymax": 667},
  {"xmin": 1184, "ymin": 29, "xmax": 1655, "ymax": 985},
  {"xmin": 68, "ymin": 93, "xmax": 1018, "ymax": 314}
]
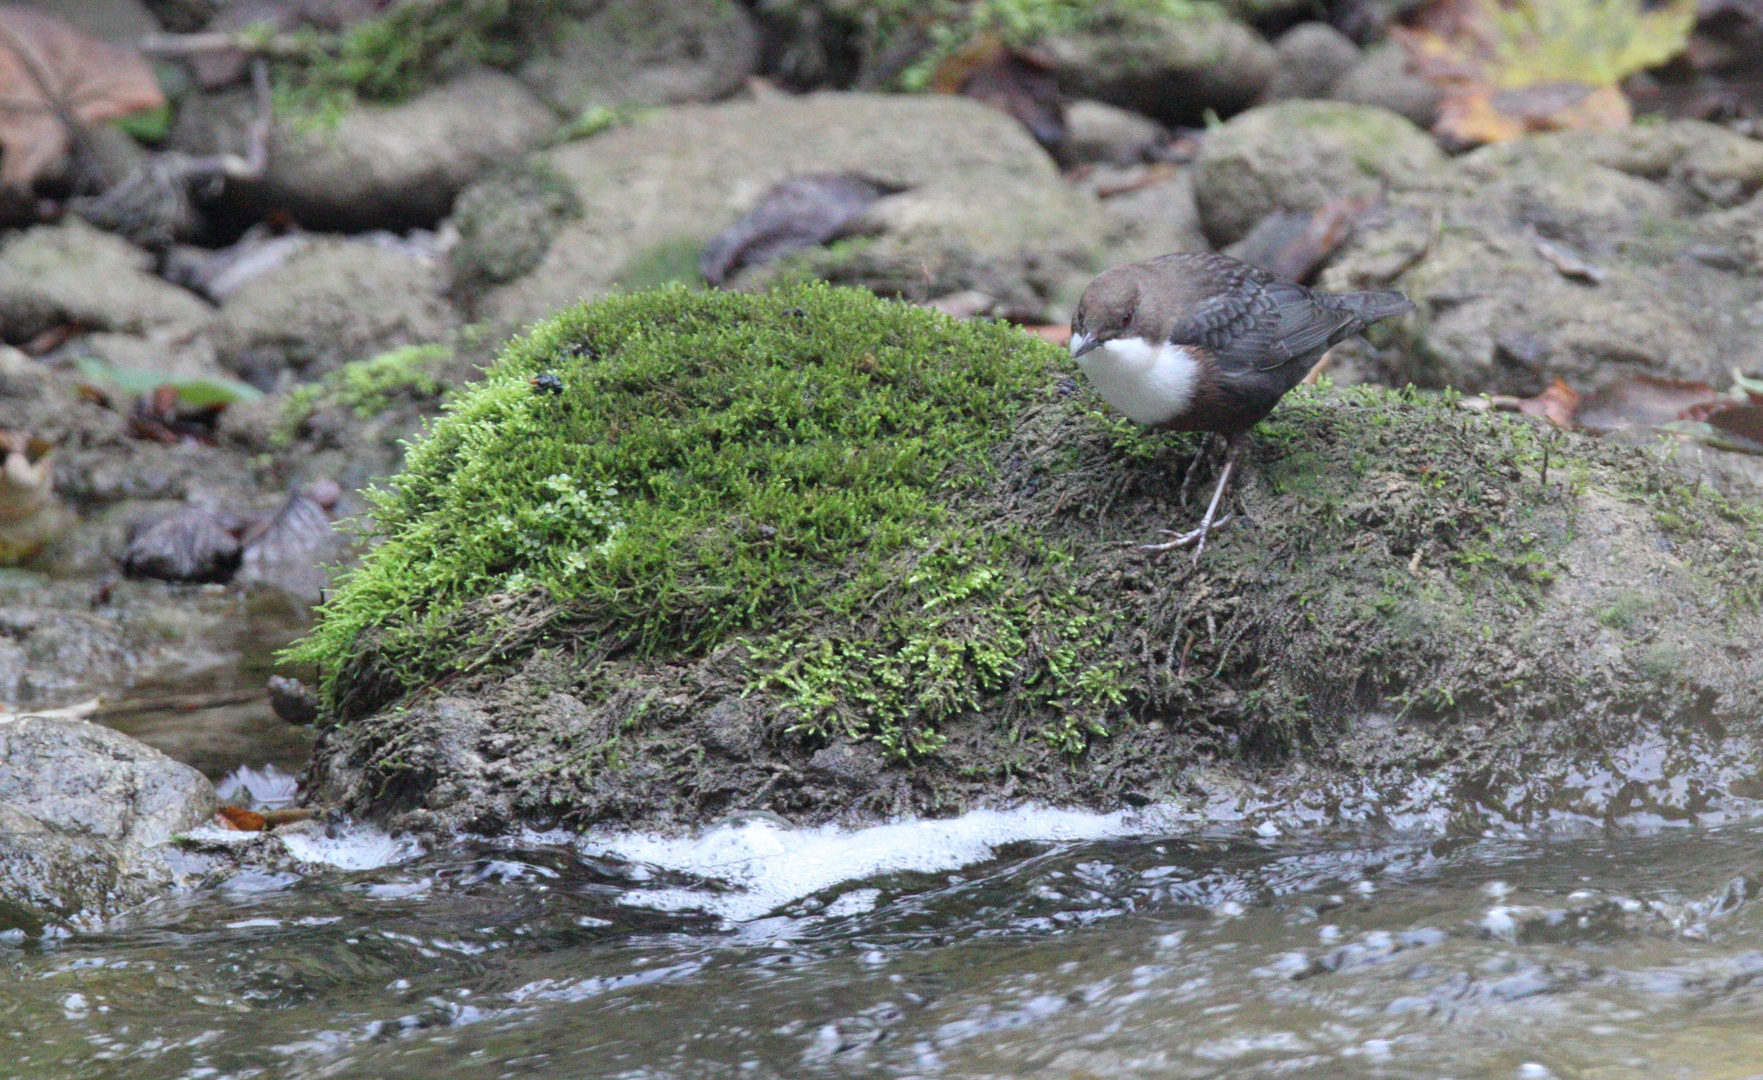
[{"xmin": 1135, "ymin": 514, "xmax": 1233, "ymax": 558}]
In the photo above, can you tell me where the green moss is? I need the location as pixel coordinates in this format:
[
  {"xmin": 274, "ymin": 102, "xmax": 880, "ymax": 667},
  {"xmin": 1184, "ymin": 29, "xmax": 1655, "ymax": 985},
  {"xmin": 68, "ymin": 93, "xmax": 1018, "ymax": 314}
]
[
  {"xmin": 297, "ymin": 286, "xmax": 1763, "ymax": 806},
  {"xmin": 275, "ymin": 344, "xmax": 452, "ymax": 446}
]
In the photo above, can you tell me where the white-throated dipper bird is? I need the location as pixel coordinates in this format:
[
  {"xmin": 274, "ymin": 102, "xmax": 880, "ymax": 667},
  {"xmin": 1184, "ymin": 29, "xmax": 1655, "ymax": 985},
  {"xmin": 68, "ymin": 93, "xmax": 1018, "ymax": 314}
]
[{"xmin": 1069, "ymin": 252, "xmax": 1412, "ymax": 561}]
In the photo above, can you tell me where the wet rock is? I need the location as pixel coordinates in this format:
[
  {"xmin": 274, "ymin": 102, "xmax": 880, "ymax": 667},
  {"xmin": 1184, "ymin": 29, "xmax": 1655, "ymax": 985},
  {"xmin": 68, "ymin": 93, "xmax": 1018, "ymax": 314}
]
[
  {"xmin": 517, "ymin": 0, "xmax": 758, "ymax": 113},
  {"xmin": 121, "ymin": 506, "xmax": 241, "ymax": 583},
  {"xmin": 309, "ymin": 695, "xmax": 504, "ymax": 834},
  {"xmin": 473, "ymin": 93, "xmax": 1109, "ymax": 328},
  {"xmin": 807, "ymin": 739, "xmax": 884, "ymax": 789},
  {"xmin": 236, "ymin": 486, "xmax": 346, "ymax": 603},
  {"xmin": 0, "ymin": 219, "xmax": 212, "ymax": 345},
  {"xmin": 1328, "ymin": 42, "xmax": 1444, "ymax": 130},
  {"xmin": 1040, "ymin": 8, "xmax": 1276, "ymax": 127},
  {"xmin": 1193, "ymin": 99, "xmax": 1444, "ymax": 246},
  {"xmin": 0, "ymin": 714, "xmax": 215, "ymax": 930},
  {"xmin": 268, "ymin": 676, "xmax": 320, "ymax": 726},
  {"xmin": 1083, "ymin": 165, "xmax": 1211, "ymax": 265},
  {"xmin": 1266, "ymin": 22, "xmax": 1361, "ymax": 101},
  {"xmin": 0, "ymin": 605, "xmax": 134, "ymax": 712},
  {"xmin": 1060, "ymin": 100, "xmax": 1170, "ymax": 167},
  {"xmin": 1322, "ymin": 121, "xmax": 1763, "ymax": 397},
  {"xmin": 169, "ymin": 70, "xmax": 557, "ymax": 231},
  {"xmin": 214, "ymin": 238, "xmax": 457, "ymax": 386},
  {"xmin": 700, "ymin": 173, "xmax": 893, "ymax": 285}
]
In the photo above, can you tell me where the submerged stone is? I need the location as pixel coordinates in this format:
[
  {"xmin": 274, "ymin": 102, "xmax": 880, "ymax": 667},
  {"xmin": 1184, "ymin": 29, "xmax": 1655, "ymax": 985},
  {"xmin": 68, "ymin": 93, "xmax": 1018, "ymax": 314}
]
[{"xmin": 295, "ymin": 285, "xmax": 1763, "ymax": 837}]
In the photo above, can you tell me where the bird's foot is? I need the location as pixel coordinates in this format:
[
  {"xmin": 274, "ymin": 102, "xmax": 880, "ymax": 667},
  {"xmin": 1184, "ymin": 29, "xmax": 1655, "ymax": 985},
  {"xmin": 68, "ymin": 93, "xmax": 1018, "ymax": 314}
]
[{"xmin": 1136, "ymin": 514, "xmax": 1233, "ymax": 559}]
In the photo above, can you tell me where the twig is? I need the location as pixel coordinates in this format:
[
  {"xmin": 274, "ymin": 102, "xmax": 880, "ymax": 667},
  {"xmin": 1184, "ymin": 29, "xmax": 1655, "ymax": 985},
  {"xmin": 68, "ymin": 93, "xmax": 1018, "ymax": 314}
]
[
  {"xmin": 96, "ymin": 690, "xmax": 268, "ymax": 718},
  {"xmin": 137, "ymin": 30, "xmax": 308, "ymax": 58}
]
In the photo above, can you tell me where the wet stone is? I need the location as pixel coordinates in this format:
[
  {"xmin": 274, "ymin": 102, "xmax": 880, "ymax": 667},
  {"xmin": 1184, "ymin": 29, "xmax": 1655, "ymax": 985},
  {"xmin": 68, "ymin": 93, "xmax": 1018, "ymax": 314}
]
[{"xmin": 121, "ymin": 506, "xmax": 241, "ymax": 584}]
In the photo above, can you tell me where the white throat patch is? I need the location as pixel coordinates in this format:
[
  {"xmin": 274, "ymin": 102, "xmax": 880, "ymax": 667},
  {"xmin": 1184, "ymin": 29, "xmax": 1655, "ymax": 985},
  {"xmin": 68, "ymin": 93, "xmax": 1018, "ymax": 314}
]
[{"xmin": 1070, "ymin": 334, "xmax": 1200, "ymax": 426}]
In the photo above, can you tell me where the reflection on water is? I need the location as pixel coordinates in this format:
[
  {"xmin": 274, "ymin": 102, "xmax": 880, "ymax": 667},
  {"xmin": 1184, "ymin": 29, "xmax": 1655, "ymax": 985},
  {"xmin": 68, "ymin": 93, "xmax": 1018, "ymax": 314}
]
[{"xmin": 7, "ymin": 817, "xmax": 1763, "ymax": 1080}]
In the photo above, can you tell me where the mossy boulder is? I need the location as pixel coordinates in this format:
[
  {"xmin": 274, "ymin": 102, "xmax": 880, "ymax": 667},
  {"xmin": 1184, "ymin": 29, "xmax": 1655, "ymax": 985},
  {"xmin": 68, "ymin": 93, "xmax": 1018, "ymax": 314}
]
[
  {"xmin": 1193, "ymin": 100, "xmax": 1445, "ymax": 247},
  {"xmin": 297, "ymin": 285, "xmax": 1763, "ymax": 836}
]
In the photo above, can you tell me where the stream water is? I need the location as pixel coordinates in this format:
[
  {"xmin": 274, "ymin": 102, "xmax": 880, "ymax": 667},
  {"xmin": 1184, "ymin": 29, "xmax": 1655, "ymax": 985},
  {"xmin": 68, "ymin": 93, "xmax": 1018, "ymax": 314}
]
[{"xmin": 8, "ymin": 804, "xmax": 1763, "ymax": 1078}]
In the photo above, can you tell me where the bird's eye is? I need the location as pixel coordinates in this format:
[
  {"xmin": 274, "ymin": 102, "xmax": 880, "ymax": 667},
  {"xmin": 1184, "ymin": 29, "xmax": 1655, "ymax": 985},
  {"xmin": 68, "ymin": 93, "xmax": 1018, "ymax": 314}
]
[{"xmin": 1121, "ymin": 311, "xmax": 1132, "ymax": 326}]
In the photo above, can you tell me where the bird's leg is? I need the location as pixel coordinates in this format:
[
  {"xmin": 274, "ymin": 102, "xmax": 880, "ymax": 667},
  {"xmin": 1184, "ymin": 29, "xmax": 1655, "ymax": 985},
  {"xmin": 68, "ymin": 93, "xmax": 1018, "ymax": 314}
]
[
  {"xmin": 1178, "ymin": 432, "xmax": 1216, "ymax": 509},
  {"xmin": 1140, "ymin": 433, "xmax": 1243, "ymax": 563}
]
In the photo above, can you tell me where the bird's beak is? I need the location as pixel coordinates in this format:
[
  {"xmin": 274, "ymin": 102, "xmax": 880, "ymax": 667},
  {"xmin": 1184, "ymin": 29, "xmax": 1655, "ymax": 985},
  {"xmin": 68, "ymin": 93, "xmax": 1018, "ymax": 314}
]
[{"xmin": 1070, "ymin": 332, "xmax": 1102, "ymax": 359}]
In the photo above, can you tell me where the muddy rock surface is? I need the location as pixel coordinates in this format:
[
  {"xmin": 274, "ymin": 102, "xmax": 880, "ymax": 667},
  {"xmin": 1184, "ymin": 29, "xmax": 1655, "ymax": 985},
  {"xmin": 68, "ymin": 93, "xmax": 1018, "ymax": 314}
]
[
  {"xmin": 469, "ymin": 93, "xmax": 1110, "ymax": 328},
  {"xmin": 297, "ymin": 288, "xmax": 1763, "ymax": 839},
  {"xmin": 1324, "ymin": 121, "xmax": 1763, "ymax": 399}
]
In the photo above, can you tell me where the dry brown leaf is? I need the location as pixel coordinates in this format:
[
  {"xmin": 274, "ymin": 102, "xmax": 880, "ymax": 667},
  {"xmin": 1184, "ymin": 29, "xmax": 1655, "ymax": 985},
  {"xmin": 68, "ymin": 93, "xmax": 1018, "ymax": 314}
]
[
  {"xmin": 0, "ymin": 5, "xmax": 164, "ymax": 189},
  {"xmin": 930, "ymin": 36, "xmax": 1064, "ymax": 150},
  {"xmin": 214, "ymin": 804, "xmax": 267, "ymax": 831},
  {"xmin": 1704, "ymin": 403, "xmax": 1763, "ymax": 453},
  {"xmin": 1517, "ymin": 378, "xmax": 1580, "ymax": 428}
]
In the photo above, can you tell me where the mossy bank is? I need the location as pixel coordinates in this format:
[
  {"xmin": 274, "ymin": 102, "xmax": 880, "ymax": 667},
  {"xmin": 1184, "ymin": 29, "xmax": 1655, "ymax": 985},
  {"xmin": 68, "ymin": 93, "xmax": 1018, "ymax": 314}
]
[{"xmin": 297, "ymin": 285, "xmax": 1763, "ymax": 837}]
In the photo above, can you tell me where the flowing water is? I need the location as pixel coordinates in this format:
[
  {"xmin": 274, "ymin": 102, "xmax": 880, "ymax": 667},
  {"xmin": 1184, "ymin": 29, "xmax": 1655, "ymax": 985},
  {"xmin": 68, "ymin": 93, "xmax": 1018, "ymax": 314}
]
[{"xmin": 8, "ymin": 804, "xmax": 1763, "ymax": 1079}]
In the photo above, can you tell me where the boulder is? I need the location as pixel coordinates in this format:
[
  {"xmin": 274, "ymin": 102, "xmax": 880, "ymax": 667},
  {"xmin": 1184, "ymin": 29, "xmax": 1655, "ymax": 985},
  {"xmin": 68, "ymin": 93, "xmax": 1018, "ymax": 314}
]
[
  {"xmin": 1060, "ymin": 99, "xmax": 1170, "ymax": 166},
  {"xmin": 1193, "ymin": 99, "xmax": 1445, "ymax": 246},
  {"xmin": 214, "ymin": 238, "xmax": 457, "ymax": 385},
  {"xmin": 0, "ymin": 714, "xmax": 215, "ymax": 930},
  {"xmin": 169, "ymin": 70, "xmax": 558, "ymax": 231},
  {"xmin": 1322, "ymin": 122, "xmax": 1763, "ymax": 397},
  {"xmin": 295, "ymin": 287, "xmax": 1763, "ymax": 837},
  {"xmin": 1266, "ymin": 22, "xmax": 1360, "ymax": 101},
  {"xmin": 517, "ymin": 0, "xmax": 759, "ymax": 113},
  {"xmin": 1040, "ymin": 8, "xmax": 1277, "ymax": 127},
  {"xmin": 471, "ymin": 93, "xmax": 1111, "ymax": 328},
  {"xmin": 1083, "ymin": 166, "xmax": 1211, "ymax": 264},
  {"xmin": 1329, "ymin": 42, "xmax": 1443, "ymax": 130},
  {"xmin": 0, "ymin": 219, "xmax": 212, "ymax": 345},
  {"xmin": 0, "ymin": 605, "xmax": 137, "ymax": 708}
]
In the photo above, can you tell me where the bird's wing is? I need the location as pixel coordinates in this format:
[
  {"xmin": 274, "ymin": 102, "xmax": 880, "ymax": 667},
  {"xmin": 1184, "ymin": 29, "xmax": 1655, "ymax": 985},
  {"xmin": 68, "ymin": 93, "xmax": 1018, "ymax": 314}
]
[{"xmin": 1167, "ymin": 276, "xmax": 1360, "ymax": 376}]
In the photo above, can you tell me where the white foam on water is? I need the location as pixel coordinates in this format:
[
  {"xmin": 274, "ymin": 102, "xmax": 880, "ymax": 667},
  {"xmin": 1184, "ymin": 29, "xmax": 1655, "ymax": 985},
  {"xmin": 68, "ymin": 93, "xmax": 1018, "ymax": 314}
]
[
  {"xmin": 574, "ymin": 803, "xmax": 1195, "ymax": 922},
  {"xmin": 279, "ymin": 825, "xmax": 424, "ymax": 871},
  {"xmin": 215, "ymin": 764, "xmax": 300, "ymax": 810}
]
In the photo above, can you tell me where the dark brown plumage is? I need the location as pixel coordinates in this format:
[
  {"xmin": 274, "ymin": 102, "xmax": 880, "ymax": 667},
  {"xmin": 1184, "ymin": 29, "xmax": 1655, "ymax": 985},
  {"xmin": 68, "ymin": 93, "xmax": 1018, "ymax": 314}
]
[{"xmin": 1069, "ymin": 252, "xmax": 1412, "ymax": 560}]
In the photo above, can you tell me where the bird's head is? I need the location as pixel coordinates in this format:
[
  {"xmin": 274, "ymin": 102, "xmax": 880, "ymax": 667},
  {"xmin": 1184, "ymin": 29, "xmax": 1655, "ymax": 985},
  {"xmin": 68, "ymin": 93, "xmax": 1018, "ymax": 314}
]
[{"xmin": 1069, "ymin": 267, "xmax": 1142, "ymax": 359}]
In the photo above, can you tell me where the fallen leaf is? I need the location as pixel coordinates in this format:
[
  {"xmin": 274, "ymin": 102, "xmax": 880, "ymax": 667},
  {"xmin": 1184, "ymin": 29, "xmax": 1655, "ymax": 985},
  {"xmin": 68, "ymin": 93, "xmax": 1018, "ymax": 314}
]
[
  {"xmin": 1517, "ymin": 377, "xmax": 1580, "ymax": 428},
  {"xmin": 1704, "ymin": 402, "xmax": 1763, "ymax": 453},
  {"xmin": 75, "ymin": 357, "xmax": 264, "ymax": 409},
  {"xmin": 0, "ymin": 6, "xmax": 165, "ymax": 189},
  {"xmin": 1224, "ymin": 197, "xmax": 1373, "ymax": 284},
  {"xmin": 699, "ymin": 174, "xmax": 896, "ymax": 286},
  {"xmin": 214, "ymin": 804, "xmax": 267, "ymax": 831},
  {"xmin": 1531, "ymin": 231, "xmax": 1608, "ymax": 283},
  {"xmin": 1397, "ymin": 0, "xmax": 1697, "ymax": 144},
  {"xmin": 1575, "ymin": 373, "xmax": 1723, "ymax": 431},
  {"xmin": 0, "ymin": 429, "xmax": 51, "ymax": 526},
  {"xmin": 1023, "ymin": 324, "xmax": 1071, "ymax": 346}
]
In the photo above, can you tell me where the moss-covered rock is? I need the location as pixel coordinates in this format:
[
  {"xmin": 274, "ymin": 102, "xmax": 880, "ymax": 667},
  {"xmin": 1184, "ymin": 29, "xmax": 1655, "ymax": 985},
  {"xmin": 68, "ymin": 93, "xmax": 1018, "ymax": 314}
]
[
  {"xmin": 1193, "ymin": 100, "xmax": 1445, "ymax": 247},
  {"xmin": 297, "ymin": 285, "xmax": 1763, "ymax": 836},
  {"xmin": 515, "ymin": 0, "xmax": 759, "ymax": 113}
]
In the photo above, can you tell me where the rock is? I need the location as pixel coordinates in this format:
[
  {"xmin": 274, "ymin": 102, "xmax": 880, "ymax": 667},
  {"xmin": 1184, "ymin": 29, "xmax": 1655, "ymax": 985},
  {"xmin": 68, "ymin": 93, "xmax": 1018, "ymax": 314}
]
[
  {"xmin": 0, "ymin": 219, "xmax": 212, "ymax": 345},
  {"xmin": 121, "ymin": 506, "xmax": 241, "ymax": 583},
  {"xmin": 700, "ymin": 173, "xmax": 893, "ymax": 285},
  {"xmin": 1060, "ymin": 99, "xmax": 1170, "ymax": 166},
  {"xmin": 1322, "ymin": 122, "xmax": 1763, "ymax": 397},
  {"xmin": 1266, "ymin": 22, "xmax": 1361, "ymax": 101},
  {"xmin": 0, "ymin": 714, "xmax": 215, "ymax": 930},
  {"xmin": 1040, "ymin": 8, "xmax": 1276, "ymax": 127},
  {"xmin": 1082, "ymin": 165, "xmax": 1211, "ymax": 265},
  {"xmin": 1193, "ymin": 99, "xmax": 1445, "ymax": 246},
  {"xmin": 236, "ymin": 488, "xmax": 346, "ymax": 603},
  {"xmin": 294, "ymin": 287, "xmax": 1763, "ymax": 837},
  {"xmin": 472, "ymin": 93, "xmax": 1110, "ymax": 328},
  {"xmin": 447, "ymin": 160, "xmax": 581, "ymax": 300},
  {"xmin": 169, "ymin": 70, "xmax": 557, "ymax": 231},
  {"xmin": 214, "ymin": 238, "xmax": 457, "ymax": 386},
  {"xmin": 268, "ymin": 676, "xmax": 320, "ymax": 725},
  {"xmin": 0, "ymin": 604, "xmax": 137, "ymax": 708},
  {"xmin": 517, "ymin": 0, "xmax": 758, "ymax": 112},
  {"xmin": 1328, "ymin": 42, "xmax": 1443, "ymax": 130}
]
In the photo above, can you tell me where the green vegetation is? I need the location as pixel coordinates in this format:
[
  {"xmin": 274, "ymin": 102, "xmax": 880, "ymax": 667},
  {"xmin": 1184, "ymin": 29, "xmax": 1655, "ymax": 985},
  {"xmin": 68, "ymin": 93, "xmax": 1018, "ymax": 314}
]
[{"xmin": 276, "ymin": 344, "xmax": 452, "ymax": 445}]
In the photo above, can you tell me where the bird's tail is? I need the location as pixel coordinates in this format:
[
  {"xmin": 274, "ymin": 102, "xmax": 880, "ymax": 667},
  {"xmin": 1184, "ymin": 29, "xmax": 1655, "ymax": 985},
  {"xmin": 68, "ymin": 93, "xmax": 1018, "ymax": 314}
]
[{"xmin": 1334, "ymin": 290, "xmax": 1414, "ymax": 327}]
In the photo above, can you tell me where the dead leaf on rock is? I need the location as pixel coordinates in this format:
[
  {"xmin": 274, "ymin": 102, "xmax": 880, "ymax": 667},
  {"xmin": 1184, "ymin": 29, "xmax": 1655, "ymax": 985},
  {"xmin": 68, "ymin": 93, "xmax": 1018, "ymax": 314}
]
[
  {"xmin": 1225, "ymin": 196, "xmax": 1373, "ymax": 284},
  {"xmin": 0, "ymin": 6, "xmax": 165, "ymax": 190},
  {"xmin": 1396, "ymin": 0, "xmax": 1697, "ymax": 144},
  {"xmin": 214, "ymin": 804, "xmax": 267, "ymax": 831},
  {"xmin": 1517, "ymin": 377, "xmax": 1581, "ymax": 428}
]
